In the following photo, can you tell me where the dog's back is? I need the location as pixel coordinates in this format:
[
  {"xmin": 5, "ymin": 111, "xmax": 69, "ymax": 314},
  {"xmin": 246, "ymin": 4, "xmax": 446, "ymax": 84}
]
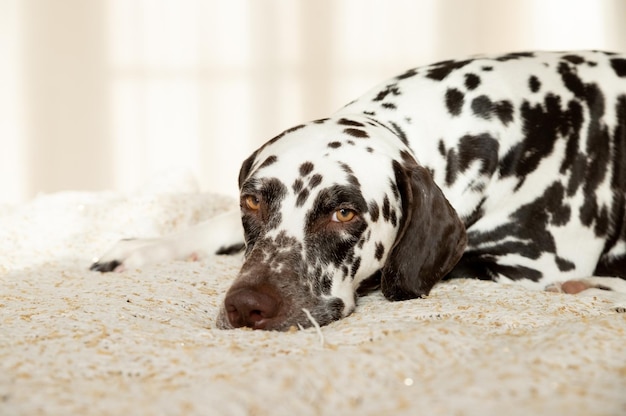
[{"xmin": 339, "ymin": 51, "xmax": 626, "ymax": 285}]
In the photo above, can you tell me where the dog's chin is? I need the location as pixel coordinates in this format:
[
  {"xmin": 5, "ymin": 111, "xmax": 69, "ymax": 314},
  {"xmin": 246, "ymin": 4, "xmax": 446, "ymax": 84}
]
[{"xmin": 214, "ymin": 297, "xmax": 347, "ymax": 331}]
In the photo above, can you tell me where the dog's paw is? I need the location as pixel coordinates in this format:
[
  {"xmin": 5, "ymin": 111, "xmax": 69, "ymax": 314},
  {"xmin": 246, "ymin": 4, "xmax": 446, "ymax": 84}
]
[
  {"xmin": 544, "ymin": 280, "xmax": 591, "ymax": 294},
  {"xmin": 89, "ymin": 238, "xmax": 160, "ymax": 273},
  {"xmin": 545, "ymin": 277, "xmax": 626, "ymax": 314},
  {"xmin": 90, "ymin": 259, "xmax": 123, "ymax": 273}
]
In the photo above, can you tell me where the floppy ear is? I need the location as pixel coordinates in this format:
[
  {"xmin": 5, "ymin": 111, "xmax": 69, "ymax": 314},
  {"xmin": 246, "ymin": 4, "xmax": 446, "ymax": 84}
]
[{"xmin": 381, "ymin": 158, "xmax": 467, "ymax": 301}]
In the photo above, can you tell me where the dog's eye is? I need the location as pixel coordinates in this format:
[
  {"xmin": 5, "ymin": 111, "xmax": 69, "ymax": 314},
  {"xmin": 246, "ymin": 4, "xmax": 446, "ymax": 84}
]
[
  {"xmin": 244, "ymin": 195, "xmax": 261, "ymax": 211},
  {"xmin": 332, "ymin": 208, "xmax": 356, "ymax": 223}
]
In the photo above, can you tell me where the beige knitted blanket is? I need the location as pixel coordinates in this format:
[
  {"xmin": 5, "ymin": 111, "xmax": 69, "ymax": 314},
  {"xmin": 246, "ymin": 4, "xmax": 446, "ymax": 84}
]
[{"xmin": 2, "ymin": 173, "xmax": 625, "ymax": 416}]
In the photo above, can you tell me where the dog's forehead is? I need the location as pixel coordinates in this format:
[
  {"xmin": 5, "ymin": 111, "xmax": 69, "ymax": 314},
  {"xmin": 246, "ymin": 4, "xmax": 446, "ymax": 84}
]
[{"xmin": 245, "ymin": 117, "xmax": 405, "ymax": 194}]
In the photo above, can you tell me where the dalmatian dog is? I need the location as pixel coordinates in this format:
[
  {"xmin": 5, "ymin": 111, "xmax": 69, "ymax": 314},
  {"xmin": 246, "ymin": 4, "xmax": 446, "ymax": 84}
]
[{"xmin": 92, "ymin": 50, "xmax": 626, "ymax": 330}]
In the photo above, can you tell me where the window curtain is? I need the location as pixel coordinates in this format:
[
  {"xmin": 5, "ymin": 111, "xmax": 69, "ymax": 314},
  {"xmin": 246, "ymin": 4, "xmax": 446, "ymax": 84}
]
[{"xmin": 2, "ymin": 0, "xmax": 625, "ymax": 203}]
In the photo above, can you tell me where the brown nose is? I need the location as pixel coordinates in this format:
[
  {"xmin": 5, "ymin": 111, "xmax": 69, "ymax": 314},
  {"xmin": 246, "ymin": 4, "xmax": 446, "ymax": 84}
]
[{"xmin": 224, "ymin": 288, "xmax": 281, "ymax": 329}]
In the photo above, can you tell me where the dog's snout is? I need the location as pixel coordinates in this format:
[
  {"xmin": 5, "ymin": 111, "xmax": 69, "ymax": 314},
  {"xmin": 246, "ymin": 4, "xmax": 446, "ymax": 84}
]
[{"xmin": 224, "ymin": 287, "xmax": 281, "ymax": 329}]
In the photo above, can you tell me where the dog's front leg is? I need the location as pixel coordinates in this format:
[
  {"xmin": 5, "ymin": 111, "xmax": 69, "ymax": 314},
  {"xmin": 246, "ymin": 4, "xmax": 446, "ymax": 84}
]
[{"xmin": 90, "ymin": 210, "xmax": 244, "ymax": 272}]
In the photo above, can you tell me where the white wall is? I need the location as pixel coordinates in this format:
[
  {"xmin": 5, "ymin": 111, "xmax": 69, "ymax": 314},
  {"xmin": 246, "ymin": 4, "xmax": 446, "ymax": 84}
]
[{"xmin": 2, "ymin": 0, "xmax": 625, "ymax": 203}]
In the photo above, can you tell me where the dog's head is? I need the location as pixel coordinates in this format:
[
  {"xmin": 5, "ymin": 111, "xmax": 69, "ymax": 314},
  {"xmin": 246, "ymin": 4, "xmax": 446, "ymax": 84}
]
[{"xmin": 216, "ymin": 116, "xmax": 466, "ymax": 330}]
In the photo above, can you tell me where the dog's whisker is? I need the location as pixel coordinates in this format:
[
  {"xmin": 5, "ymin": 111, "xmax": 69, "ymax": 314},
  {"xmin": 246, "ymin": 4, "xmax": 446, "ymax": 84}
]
[{"xmin": 301, "ymin": 308, "xmax": 325, "ymax": 347}]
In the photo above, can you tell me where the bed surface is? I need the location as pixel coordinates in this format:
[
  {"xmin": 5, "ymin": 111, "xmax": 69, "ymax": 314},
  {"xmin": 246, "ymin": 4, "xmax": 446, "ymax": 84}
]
[{"xmin": 2, "ymin": 172, "xmax": 625, "ymax": 415}]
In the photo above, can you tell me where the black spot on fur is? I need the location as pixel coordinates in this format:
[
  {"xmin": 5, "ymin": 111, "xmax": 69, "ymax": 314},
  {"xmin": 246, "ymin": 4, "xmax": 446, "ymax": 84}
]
[
  {"xmin": 562, "ymin": 54, "xmax": 585, "ymax": 65},
  {"xmin": 389, "ymin": 209, "xmax": 397, "ymax": 227},
  {"xmin": 443, "ymin": 134, "xmax": 499, "ymax": 186},
  {"xmin": 366, "ymin": 147, "xmax": 374, "ymax": 153},
  {"xmin": 375, "ymin": 242, "xmax": 385, "ymax": 261},
  {"xmin": 451, "ymin": 181, "xmax": 572, "ymax": 282},
  {"xmin": 299, "ymin": 162, "xmax": 314, "ymax": 176},
  {"xmin": 445, "ymin": 88, "xmax": 465, "ymax": 116},
  {"xmin": 296, "ymin": 188, "xmax": 310, "ymax": 207},
  {"xmin": 328, "ymin": 142, "xmax": 342, "ymax": 148},
  {"xmin": 338, "ymin": 118, "xmax": 365, "ymax": 127},
  {"xmin": 339, "ymin": 162, "xmax": 354, "ymax": 175},
  {"xmin": 470, "ymin": 96, "xmax": 514, "ymax": 125},
  {"xmin": 355, "ymin": 270, "xmax": 381, "ymax": 295},
  {"xmin": 464, "ymin": 73, "xmax": 481, "ymax": 90},
  {"xmin": 350, "ymin": 257, "xmax": 361, "ymax": 278},
  {"xmin": 596, "ymin": 95, "xmax": 626, "ymax": 267},
  {"xmin": 463, "ymin": 197, "xmax": 486, "ymax": 229},
  {"xmin": 529, "ymin": 75, "xmax": 541, "ymax": 93},
  {"xmin": 388, "ymin": 121, "xmax": 409, "ymax": 146},
  {"xmin": 382, "ymin": 102, "xmax": 397, "ymax": 110},
  {"xmin": 482, "ymin": 66, "xmax": 493, "ymax": 71},
  {"xmin": 495, "ymin": 101, "xmax": 514, "ymax": 125},
  {"xmin": 578, "ymin": 84, "xmax": 611, "ymax": 235},
  {"xmin": 495, "ymin": 52, "xmax": 535, "ymax": 62},
  {"xmin": 500, "ymin": 93, "xmax": 583, "ymax": 188},
  {"xmin": 309, "ymin": 174, "xmax": 323, "ymax": 189},
  {"xmin": 373, "ymin": 84, "xmax": 401, "ymax": 102},
  {"xmin": 558, "ymin": 62, "xmax": 586, "ymax": 98},
  {"xmin": 426, "ymin": 59, "xmax": 472, "ymax": 81},
  {"xmin": 395, "ymin": 68, "xmax": 418, "ymax": 80},
  {"xmin": 344, "ymin": 128, "xmax": 369, "ymax": 138},
  {"xmin": 471, "ymin": 95, "xmax": 492, "ymax": 119},
  {"xmin": 292, "ymin": 178, "xmax": 304, "ymax": 194},
  {"xmin": 389, "ymin": 178, "xmax": 400, "ymax": 200},
  {"xmin": 259, "ymin": 155, "xmax": 277, "ymax": 169},
  {"xmin": 447, "ymin": 256, "xmax": 542, "ymax": 282},
  {"xmin": 382, "ymin": 195, "xmax": 391, "ymax": 222},
  {"xmin": 555, "ymin": 256, "xmax": 575, "ymax": 271},
  {"xmin": 438, "ymin": 140, "xmax": 446, "ymax": 157},
  {"xmin": 347, "ymin": 174, "xmax": 361, "ymax": 188},
  {"xmin": 369, "ymin": 200, "xmax": 380, "ymax": 222},
  {"xmin": 610, "ymin": 58, "xmax": 626, "ymax": 77}
]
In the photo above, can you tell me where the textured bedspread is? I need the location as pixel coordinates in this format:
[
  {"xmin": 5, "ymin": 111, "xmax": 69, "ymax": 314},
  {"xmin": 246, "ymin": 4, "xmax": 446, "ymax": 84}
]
[{"xmin": 2, "ymin": 173, "xmax": 625, "ymax": 415}]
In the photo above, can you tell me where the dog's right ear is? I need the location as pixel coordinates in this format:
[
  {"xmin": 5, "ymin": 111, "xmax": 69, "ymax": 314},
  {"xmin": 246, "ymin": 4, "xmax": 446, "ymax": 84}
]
[{"xmin": 381, "ymin": 156, "xmax": 467, "ymax": 301}]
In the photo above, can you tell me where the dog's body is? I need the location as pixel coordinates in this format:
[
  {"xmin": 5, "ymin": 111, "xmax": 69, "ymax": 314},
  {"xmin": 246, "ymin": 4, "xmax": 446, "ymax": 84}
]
[{"xmin": 93, "ymin": 51, "xmax": 626, "ymax": 330}]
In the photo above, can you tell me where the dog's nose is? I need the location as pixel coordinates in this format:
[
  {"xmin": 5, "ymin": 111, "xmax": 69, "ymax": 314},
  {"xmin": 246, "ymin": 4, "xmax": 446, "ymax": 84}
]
[{"xmin": 224, "ymin": 288, "xmax": 281, "ymax": 329}]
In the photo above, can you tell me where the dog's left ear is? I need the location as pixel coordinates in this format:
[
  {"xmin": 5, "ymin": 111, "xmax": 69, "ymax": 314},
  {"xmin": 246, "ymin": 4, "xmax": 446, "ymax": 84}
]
[{"xmin": 381, "ymin": 157, "xmax": 467, "ymax": 301}]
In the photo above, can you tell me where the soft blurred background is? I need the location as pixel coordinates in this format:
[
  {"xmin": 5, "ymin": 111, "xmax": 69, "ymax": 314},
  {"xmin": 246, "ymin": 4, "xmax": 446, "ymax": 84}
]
[{"xmin": 1, "ymin": 0, "xmax": 625, "ymax": 204}]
